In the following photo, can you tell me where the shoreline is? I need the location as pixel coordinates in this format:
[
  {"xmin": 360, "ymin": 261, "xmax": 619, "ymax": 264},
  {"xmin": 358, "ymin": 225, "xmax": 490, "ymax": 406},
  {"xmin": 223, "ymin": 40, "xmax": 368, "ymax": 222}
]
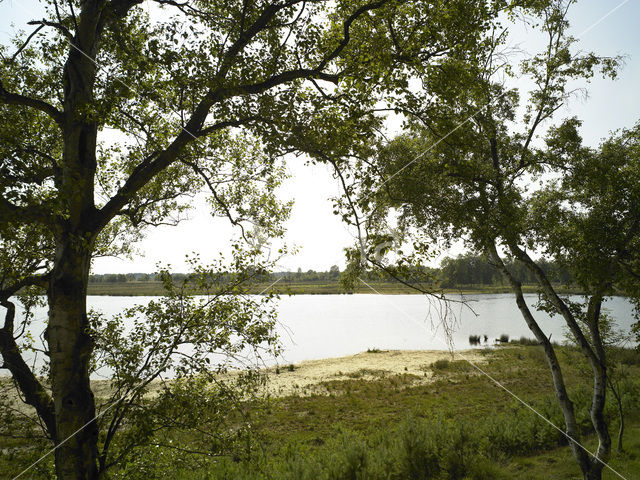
[
  {"xmin": 1, "ymin": 349, "xmax": 490, "ymax": 407},
  {"xmin": 258, "ymin": 349, "xmax": 487, "ymax": 396},
  {"xmin": 85, "ymin": 282, "xmax": 584, "ymax": 296}
]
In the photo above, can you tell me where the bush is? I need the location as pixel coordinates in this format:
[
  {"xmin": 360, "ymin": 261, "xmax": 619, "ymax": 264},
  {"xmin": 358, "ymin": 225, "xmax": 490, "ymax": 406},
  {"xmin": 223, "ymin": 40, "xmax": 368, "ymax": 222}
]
[
  {"xmin": 431, "ymin": 359, "xmax": 451, "ymax": 371},
  {"xmin": 615, "ymin": 347, "xmax": 640, "ymax": 366},
  {"xmin": 499, "ymin": 334, "xmax": 510, "ymax": 343},
  {"xmin": 510, "ymin": 336, "xmax": 539, "ymax": 346},
  {"xmin": 123, "ymin": 377, "xmax": 640, "ymax": 480},
  {"xmin": 327, "ymin": 433, "xmax": 369, "ymax": 480},
  {"xmin": 397, "ymin": 417, "xmax": 441, "ymax": 479}
]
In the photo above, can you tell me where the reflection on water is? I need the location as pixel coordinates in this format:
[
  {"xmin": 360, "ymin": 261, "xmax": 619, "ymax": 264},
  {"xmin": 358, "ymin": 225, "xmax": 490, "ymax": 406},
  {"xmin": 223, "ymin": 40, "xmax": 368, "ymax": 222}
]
[{"xmin": 2, "ymin": 294, "xmax": 636, "ymax": 376}]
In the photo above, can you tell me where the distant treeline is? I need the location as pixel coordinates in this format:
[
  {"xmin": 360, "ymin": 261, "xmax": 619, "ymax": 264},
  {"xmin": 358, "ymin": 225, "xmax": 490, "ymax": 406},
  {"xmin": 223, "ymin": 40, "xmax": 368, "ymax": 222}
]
[
  {"xmin": 90, "ymin": 254, "xmax": 572, "ymax": 288},
  {"xmin": 88, "ymin": 266, "xmax": 343, "ymax": 284},
  {"xmin": 438, "ymin": 254, "xmax": 572, "ymax": 288}
]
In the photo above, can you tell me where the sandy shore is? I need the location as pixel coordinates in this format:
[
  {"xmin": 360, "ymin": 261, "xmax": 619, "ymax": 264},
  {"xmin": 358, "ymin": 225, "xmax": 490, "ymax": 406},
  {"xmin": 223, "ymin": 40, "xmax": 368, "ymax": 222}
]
[
  {"xmin": 259, "ymin": 349, "xmax": 486, "ymax": 396},
  {"xmin": 1, "ymin": 349, "xmax": 488, "ymax": 411}
]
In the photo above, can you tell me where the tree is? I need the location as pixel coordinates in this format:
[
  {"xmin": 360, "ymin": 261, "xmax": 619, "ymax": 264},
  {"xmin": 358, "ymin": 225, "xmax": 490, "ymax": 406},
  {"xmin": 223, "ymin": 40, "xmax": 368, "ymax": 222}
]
[
  {"xmin": 339, "ymin": 2, "xmax": 633, "ymax": 479},
  {"xmin": 439, "ymin": 254, "xmax": 499, "ymax": 287},
  {"xmin": 537, "ymin": 119, "xmax": 640, "ymax": 455},
  {"xmin": 0, "ymin": 0, "xmax": 506, "ymax": 477},
  {"xmin": 329, "ymin": 264, "xmax": 340, "ymax": 279},
  {"xmin": 0, "ymin": 0, "xmax": 384, "ymax": 477},
  {"xmin": 1, "ymin": 253, "xmax": 281, "ymax": 478},
  {"xmin": 87, "ymin": 257, "xmax": 281, "ymax": 476},
  {"xmin": 563, "ymin": 310, "xmax": 635, "ymax": 454}
]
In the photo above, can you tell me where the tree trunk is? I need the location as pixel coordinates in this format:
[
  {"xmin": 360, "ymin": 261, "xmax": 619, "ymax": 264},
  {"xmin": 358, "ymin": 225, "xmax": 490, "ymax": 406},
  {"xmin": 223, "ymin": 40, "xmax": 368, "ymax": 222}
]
[
  {"xmin": 486, "ymin": 243, "xmax": 593, "ymax": 473},
  {"xmin": 506, "ymin": 243, "xmax": 612, "ymax": 468},
  {"xmin": 586, "ymin": 296, "xmax": 612, "ymax": 462},
  {"xmin": 47, "ymin": 236, "xmax": 99, "ymax": 480},
  {"xmin": 583, "ymin": 462, "xmax": 604, "ymax": 480},
  {"xmin": 48, "ymin": 115, "xmax": 100, "ymax": 478}
]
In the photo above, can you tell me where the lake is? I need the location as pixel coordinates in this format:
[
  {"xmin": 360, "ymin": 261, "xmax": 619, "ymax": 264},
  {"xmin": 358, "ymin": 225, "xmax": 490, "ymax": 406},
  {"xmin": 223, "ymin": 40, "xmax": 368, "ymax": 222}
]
[{"xmin": 3, "ymin": 293, "xmax": 636, "ymax": 377}]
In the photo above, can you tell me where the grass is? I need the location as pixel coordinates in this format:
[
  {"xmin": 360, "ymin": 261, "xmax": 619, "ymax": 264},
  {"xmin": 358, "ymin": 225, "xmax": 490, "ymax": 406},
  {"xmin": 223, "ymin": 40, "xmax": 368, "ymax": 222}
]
[
  {"xmin": 143, "ymin": 345, "xmax": 639, "ymax": 479},
  {"xmin": 502, "ymin": 422, "xmax": 640, "ymax": 479},
  {"xmin": 244, "ymin": 346, "xmax": 640, "ymax": 479},
  {"xmin": 3, "ymin": 346, "xmax": 639, "ymax": 479}
]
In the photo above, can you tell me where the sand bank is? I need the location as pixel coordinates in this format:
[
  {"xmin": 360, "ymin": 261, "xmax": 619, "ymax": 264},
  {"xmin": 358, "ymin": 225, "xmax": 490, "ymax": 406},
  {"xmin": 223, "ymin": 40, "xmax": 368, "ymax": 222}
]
[{"xmin": 260, "ymin": 349, "xmax": 486, "ymax": 396}]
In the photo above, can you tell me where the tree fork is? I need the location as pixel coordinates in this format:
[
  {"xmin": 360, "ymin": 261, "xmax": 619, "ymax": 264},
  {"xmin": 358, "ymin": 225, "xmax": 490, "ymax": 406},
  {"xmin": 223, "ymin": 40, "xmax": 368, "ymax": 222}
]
[{"xmin": 486, "ymin": 242, "xmax": 594, "ymax": 474}]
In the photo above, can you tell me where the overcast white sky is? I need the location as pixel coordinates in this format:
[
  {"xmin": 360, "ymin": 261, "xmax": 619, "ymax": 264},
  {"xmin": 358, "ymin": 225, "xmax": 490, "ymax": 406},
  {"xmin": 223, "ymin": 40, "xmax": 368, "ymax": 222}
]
[{"xmin": 2, "ymin": 0, "xmax": 639, "ymax": 273}]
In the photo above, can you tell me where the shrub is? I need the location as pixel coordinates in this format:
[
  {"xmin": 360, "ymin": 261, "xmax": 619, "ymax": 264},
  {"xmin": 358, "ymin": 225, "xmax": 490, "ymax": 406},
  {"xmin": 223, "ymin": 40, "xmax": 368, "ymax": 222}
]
[
  {"xmin": 327, "ymin": 433, "xmax": 369, "ymax": 480},
  {"xmin": 397, "ymin": 417, "xmax": 441, "ymax": 479},
  {"xmin": 499, "ymin": 334, "xmax": 510, "ymax": 343},
  {"xmin": 440, "ymin": 424, "xmax": 477, "ymax": 480},
  {"xmin": 510, "ymin": 336, "xmax": 538, "ymax": 346},
  {"xmin": 431, "ymin": 359, "xmax": 451, "ymax": 371},
  {"xmin": 615, "ymin": 347, "xmax": 640, "ymax": 366}
]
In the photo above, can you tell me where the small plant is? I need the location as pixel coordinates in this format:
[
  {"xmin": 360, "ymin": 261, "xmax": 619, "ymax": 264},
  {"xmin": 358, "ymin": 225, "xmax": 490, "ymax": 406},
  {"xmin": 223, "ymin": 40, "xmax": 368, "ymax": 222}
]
[
  {"xmin": 275, "ymin": 367, "xmax": 280, "ymax": 375},
  {"xmin": 288, "ymin": 364, "xmax": 295, "ymax": 372},
  {"xmin": 431, "ymin": 359, "xmax": 450, "ymax": 371},
  {"xmin": 468, "ymin": 335, "xmax": 481, "ymax": 346},
  {"xmin": 499, "ymin": 334, "xmax": 509, "ymax": 343},
  {"xmin": 510, "ymin": 336, "xmax": 539, "ymax": 346}
]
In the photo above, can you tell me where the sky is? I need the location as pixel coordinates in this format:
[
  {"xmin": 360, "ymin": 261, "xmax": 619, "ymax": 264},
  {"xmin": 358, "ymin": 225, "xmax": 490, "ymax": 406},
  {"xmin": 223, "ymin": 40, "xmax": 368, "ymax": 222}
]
[{"xmin": 1, "ymin": 0, "xmax": 639, "ymax": 274}]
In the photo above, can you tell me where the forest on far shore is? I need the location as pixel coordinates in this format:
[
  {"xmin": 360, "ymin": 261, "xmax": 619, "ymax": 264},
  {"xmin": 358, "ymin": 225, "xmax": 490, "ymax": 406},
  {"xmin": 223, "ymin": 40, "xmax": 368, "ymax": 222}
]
[{"xmin": 89, "ymin": 254, "xmax": 574, "ymax": 290}]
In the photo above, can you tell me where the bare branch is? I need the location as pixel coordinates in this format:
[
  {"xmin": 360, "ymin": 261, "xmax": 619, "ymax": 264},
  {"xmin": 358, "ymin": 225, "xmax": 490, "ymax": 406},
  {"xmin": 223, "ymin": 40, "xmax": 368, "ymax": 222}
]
[
  {"xmin": 10, "ymin": 24, "xmax": 45, "ymax": 61},
  {"xmin": 27, "ymin": 19, "xmax": 73, "ymax": 41}
]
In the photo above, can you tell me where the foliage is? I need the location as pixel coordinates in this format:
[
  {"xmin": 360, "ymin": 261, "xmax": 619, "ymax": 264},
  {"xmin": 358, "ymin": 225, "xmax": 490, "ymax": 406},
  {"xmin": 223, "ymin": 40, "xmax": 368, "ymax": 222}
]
[
  {"xmin": 510, "ymin": 336, "xmax": 540, "ymax": 346},
  {"xmin": 1, "ymin": 248, "xmax": 282, "ymax": 478},
  {"xmin": 430, "ymin": 359, "xmax": 451, "ymax": 371},
  {"xmin": 0, "ymin": 0, "xmax": 432, "ymax": 476},
  {"xmin": 0, "ymin": 0, "xmax": 527, "ymax": 473},
  {"xmin": 333, "ymin": 0, "xmax": 634, "ymax": 477},
  {"xmin": 114, "ymin": 384, "xmax": 640, "ymax": 480}
]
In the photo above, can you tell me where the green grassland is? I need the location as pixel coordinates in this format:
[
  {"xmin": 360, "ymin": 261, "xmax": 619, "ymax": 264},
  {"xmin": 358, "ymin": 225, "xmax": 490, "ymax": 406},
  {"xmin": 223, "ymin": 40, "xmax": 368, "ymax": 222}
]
[
  {"xmin": 118, "ymin": 346, "xmax": 640, "ymax": 479},
  {"xmin": 3, "ymin": 346, "xmax": 638, "ymax": 479}
]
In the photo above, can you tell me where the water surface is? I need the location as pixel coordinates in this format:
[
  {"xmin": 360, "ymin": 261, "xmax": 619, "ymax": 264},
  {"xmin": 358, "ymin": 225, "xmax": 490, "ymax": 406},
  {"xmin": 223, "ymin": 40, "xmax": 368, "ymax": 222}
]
[{"xmin": 2, "ymin": 294, "xmax": 636, "ymax": 375}]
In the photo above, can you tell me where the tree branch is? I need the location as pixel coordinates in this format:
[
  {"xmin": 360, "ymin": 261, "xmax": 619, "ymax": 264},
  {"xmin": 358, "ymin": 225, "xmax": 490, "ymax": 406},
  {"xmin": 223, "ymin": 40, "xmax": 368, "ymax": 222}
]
[
  {"xmin": 0, "ymin": 272, "xmax": 50, "ymax": 300},
  {"xmin": 10, "ymin": 24, "xmax": 45, "ymax": 61},
  {"xmin": 0, "ymin": 197, "xmax": 55, "ymax": 226},
  {"xmin": 0, "ymin": 300, "xmax": 57, "ymax": 441},
  {"xmin": 0, "ymin": 81, "xmax": 63, "ymax": 125},
  {"xmin": 92, "ymin": 0, "xmax": 389, "ymax": 233},
  {"xmin": 27, "ymin": 19, "xmax": 73, "ymax": 41},
  {"xmin": 195, "ymin": 115, "xmax": 264, "ymax": 138}
]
